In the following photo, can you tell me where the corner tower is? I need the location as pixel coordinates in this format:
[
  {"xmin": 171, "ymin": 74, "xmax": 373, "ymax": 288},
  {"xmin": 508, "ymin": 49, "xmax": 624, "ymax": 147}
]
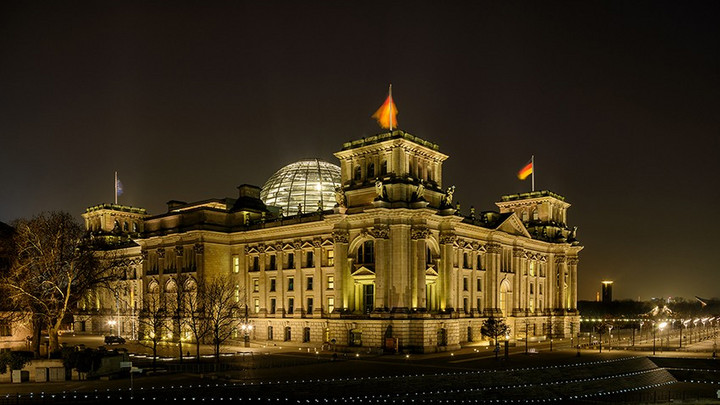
[{"xmin": 333, "ymin": 130, "xmax": 449, "ymax": 212}]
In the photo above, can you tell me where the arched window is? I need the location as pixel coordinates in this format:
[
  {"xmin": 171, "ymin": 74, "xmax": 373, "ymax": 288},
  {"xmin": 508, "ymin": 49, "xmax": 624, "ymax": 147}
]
[
  {"xmin": 380, "ymin": 160, "xmax": 388, "ymax": 175},
  {"xmin": 499, "ymin": 280, "xmax": 510, "ymax": 315},
  {"xmin": 133, "ymin": 222, "xmax": 139, "ymax": 232},
  {"xmin": 123, "ymin": 222, "xmax": 129, "ymax": 232},
  {"xmin": 532, "ymin": 208, "xmax": 539, "ymax": 221},
  {"xmin": 367, "ymin": 163, "xmax": 375, "ymax": 178},
  {"xmin": 521, "ymin": 210, "xmax": 529, "ymax": 222},
  {"xmin": 357, "ymin": 240, "xmax": 374, "ymax": 265}
]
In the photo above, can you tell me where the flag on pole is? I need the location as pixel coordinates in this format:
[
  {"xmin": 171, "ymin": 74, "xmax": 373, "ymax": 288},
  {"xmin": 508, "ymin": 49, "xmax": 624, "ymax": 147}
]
[
  {"xmin": 372, "ymin": 85, "xmax": 398, "ymax": 130},
  {"xmin": 116, "ymin": 178, "xmax": 124, "ymax": 196},
  {"xmin": 517, "ymin": 159, "xmax": 533, "ymax": 180}
]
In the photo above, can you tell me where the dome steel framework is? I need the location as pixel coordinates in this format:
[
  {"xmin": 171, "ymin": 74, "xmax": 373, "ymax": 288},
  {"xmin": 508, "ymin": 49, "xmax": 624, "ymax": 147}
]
[{"xmin": 260, "ymin": 159, "xmax": 341, "ymax": 216}]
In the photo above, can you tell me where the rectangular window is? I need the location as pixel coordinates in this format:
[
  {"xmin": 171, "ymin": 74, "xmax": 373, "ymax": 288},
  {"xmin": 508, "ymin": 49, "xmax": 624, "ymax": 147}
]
[
  {"xmin": 287, "ymin": 277, "xmax": 294, "ymax": 291},
  {"xmin": 287, "ymin": 253, "xmax": 294, "ymax": 269},
  {"xmin": 307, "ymin": 276, "xmax": 313, "ymax": 291},
  {"xmin": 235, "ymin": 285, "xmax": 240, "ymax": 302},
  {"xmin": 477, "ymin": 298, "xmax": 482, "ymax": 312},
  {"xmin": 0, "ymin": 322, "xmax": 11, "ymax": 337},
  {"xmin": 327, "ymin": 250, "xmax": 334, "ymax": 266},
  {"xmin": 327, "ymin": 297, "xmax": 335, "ymax": 313},
  {"xmin": 327, "ymin": 275, "xmax": 334, "ymax": 290},
  {"xmin": 476, "ymin": 278, "xmax": 482, "ymax": 292},
  {"xmin": 254, "ymin": 298, "xmax": 260, "ymax": 313},
  {"xmin": 269, "ymin": 278, "xmax": 276, "ymax": 292},
  {"xmin": 252, "ymin": 256, "xmax": 259, "ymax": 271},
  {"xmin": 463, "ymin": 277, "xmax": 468, "ymax": 291},
  {"xmin": 476, "ymin": 255, "xmax": 482, "ymax": 270},
  {"xmin": 233, "ymin": 256, "xmax": 240, "ymax": 274},
  {"xmin": 269, "ymin": 255, "xmax": 276, "ymax": 270},
  {"xmin": 463, "ymin": 297, "xmax": 468, "ymax": 313},
  {"xmin": 307, "ymin": 297, "xmax": 313, "ymax": 314},
  {"xmin": 253, "ymin": 278, "xmax": 259, "ymax": 293},
  {"xmin": 288, "ymin": 298, "xmax": 294, "ymax": 314},
  {"xmin": 306, "ymin": 251, "xmax": 314, "ymax": 268},
  {"xmin": 270, "ymin": 298, "xmax": 276, "ymax": 314}
]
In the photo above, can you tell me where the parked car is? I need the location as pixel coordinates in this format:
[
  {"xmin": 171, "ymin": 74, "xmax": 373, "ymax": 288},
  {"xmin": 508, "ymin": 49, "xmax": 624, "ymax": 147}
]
[{"xmin": 104, "ymin": 335, "xmax": 126, "ymax": 345}]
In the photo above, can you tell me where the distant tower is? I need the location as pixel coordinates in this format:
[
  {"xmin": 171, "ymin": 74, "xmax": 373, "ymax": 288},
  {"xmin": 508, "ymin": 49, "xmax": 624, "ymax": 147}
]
[{"xmin": 601, "ymin": 280, "xmax": 613, "ymax": 303}]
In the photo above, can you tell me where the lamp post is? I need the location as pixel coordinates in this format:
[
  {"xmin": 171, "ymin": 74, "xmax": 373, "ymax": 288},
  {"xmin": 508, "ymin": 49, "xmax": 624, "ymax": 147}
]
[
  {"xmin": 654, "ymin": 321, "xmax": 667, "ymax": 355},
  {"xmin": 241, "ymin": 304, "xmax": 252, "ymax": 348},
  {"xmin": 504, "ymin": 333, "xmax": 510, "ymax": 360}
]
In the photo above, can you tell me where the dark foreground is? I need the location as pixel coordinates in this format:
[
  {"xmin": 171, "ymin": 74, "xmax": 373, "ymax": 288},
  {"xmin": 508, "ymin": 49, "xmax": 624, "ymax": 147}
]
[{"xmin": 1, "ymin": 347, "xmax": 718, "ymax": 404}]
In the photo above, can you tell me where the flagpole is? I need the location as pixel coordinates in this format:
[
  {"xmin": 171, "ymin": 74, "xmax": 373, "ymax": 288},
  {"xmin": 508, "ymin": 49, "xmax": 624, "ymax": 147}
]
[
  {"xmin": 531, "ymin": 155, "xmax": 535, "ymax": 192},
  {"xmin": 115, "ymin": 171, "xmax": 118, "ymax": 205},
  {"xmin": 389, "ymin": 84, "xmax": 393, "ymax": 132}
]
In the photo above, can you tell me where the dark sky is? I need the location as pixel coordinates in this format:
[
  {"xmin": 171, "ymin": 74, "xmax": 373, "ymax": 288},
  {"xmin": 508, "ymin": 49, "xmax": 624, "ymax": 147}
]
[{"xmin": 1, "ymin": 1, "xmax": 718, "ymax": 301}]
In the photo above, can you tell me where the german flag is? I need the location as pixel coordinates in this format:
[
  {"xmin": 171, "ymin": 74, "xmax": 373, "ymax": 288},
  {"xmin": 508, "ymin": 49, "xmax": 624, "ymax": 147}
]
[
  {"xmin": 372, "ymin": 85, "xmax": 398, "ymax": 130},
  {"xmin": 518, "ymin": 160, "xmax": 533, "ymax": 180}
]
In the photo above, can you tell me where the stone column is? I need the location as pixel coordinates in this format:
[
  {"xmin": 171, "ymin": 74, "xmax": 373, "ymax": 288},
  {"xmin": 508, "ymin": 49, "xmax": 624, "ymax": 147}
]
[
  {"xmin": 411, "ymin": 226, "xmax": 429, "ymax": 309},
  {"xmin": 332, "ymin": 229, "xmax": 350, "ymax": 311},
  {"xmin": 556, "ymin": 255, "xmax": 567, "ymax": 312},
  {"xmin": 512, "ymin": 248, "xmax": 525, "ymax": 313},
  {"xmin": 373, "ymin": 225, "xmax": 391, "ymax": 310},
  {"xmin": 485, "ymin": 243, "xmax": 501, "ymax": 313},
  {"xmin": 568, "ymin": 257, "xmax": 579, "ymax": 311},
  {"xmin": 439, "ymin": 232, "xmax": 456, "ymax": 311}
]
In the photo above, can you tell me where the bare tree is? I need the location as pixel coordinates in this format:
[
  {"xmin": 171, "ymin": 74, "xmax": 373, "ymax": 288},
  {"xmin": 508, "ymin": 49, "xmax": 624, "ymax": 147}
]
[
  {"xmin": 204, "ymin": 277, "xmax": 241, "ymax": 364},
  {"xmin": 0, "ymin": 212, "xmax": 121, "ymax": 354},
  {"xmin": 186, "ymin": 279, "xmax": 208, "ymax": 363},
  {"xmin": 167, "ymin": 274, "xmax": 195, "ymax": 362},
  {"xmin": 481, "ymin": 316, "xmax": 510, "ymax": 360},
  {"xmin": 138, "ymin": 290, "xmax": 168, "ymax": 370}
]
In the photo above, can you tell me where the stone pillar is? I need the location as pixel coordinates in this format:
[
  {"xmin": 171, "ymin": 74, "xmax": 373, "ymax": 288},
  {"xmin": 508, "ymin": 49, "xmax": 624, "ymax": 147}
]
[
  {"xmin": 568, "ymin": 257, "xmax": 579, "ymax": 311},
  {"xmin": 512, "ymin": 248, "xmax": 525, "ymax": 313},
  {"xmin": 439, "ymin": 232, "xmax": 456, "ymax": 311},
  {"xmin": 485, "ymin": 243, "xmax": 501, "ymax": 313},
  {"xmin": 373, "ymin": 225, "xmax": 391, "ymax": 310},
  {"xmin": 332, "ymin": 229, "xmax": 350, "ymax": 311},
  {"xmin": 411, "ymin": 226, "xmax": 429, "ymax": 309},
  {"xmin": 556, "ymin": 255, "xmax": 567, "ymax": 312},
  {"xmin": 293, "ymin": 241, "xmax": 302, "ymax": 318}
]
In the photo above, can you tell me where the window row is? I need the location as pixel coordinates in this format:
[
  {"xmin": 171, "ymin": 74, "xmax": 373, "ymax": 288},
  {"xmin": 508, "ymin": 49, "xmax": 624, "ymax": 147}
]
[{"xmin": 252, "ymin": 276, "xmax": 334, "ymax": 292}]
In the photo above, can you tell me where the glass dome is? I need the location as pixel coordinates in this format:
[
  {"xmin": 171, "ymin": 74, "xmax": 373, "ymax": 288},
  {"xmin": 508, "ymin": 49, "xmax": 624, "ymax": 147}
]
[{"xmin": 260, "ymin": 159, "xmax": 341, "ymax": 216}]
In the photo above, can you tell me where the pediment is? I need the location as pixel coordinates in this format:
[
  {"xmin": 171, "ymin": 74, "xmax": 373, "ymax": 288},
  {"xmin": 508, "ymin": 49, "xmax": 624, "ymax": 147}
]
[
  {"xmin": 351, "ymin": 266, "xmax": 375, "ymax": 277},
  {"xmin": 281, "ymin": 243, "xmax": 295, "ymax": 251},
  {"xmin": 247, "ymin": 246, "xmax": 260, "ymax": 254},
  {"xmin": 320, "ymin": 239, "xmax": 334, "ymax": 247},
  {"xmin": 496, "ymin": 213, "xmax": 531, "ymax": 238},
  {"xmin": 301, "ymin": 241, "xmax": 315, "ymax": 249},
  {"xmin": 426, "ymin": 266, "xmax": 438, "ymax": 277}
]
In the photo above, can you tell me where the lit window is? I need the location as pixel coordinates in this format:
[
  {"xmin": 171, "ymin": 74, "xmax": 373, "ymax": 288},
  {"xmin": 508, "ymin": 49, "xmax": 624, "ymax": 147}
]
[
  {"xmin": 254, "ymin": 298, "xmax": 260, "ymax": 313},
  {"xmin": 327, "ymin": 249, "xmax": 334, "ymax": 266},
  {"xmin": 235, "ymin": 285, "xmax": 240, "ymax": 302},
  {"xmin": 253, "ymin": 279, "xmax": 259, "ymax": 292},
  {"xmin": 233, "ymin": 256, "xmax": 240, "ymax": 274},
  {"xmin": 327, "ymin": 297, "xmax": 335, "ymax": 313},
  {"xmin": 327, "ymin": 276, "xmax": 334, "ymax": 290}
]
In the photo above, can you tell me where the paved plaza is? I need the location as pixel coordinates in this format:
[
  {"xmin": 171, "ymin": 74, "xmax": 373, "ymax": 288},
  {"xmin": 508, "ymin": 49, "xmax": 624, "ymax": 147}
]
[{"xmin": 0, "ymin": 335, "xmax": 719, "ymax": 403}]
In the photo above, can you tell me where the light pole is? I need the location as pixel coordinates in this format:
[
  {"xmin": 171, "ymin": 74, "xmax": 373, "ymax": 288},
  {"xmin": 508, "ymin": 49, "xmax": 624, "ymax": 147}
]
[
  {"xmin": 654, "ymin": 321, "xmax": 667, "ymax": 355},
  {"xmin": 241, "ymin": 304, "xmax": 252, "ymax": 348}
]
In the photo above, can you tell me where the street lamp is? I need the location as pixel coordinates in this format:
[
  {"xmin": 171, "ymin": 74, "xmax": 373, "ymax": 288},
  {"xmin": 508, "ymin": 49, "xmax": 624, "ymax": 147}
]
[
  {"xmin": 654, "ymin": 321, "xmax": 667, "ymax": 355},
  {"xmin": 241, "ymin": 304, "xmax": 253, "ymax": 347}
]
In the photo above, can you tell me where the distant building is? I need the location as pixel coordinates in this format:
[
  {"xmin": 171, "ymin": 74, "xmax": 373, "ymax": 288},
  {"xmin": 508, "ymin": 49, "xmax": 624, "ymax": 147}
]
[
  {"xmin": 81, "ymin": 130, "xmax": 583, "ymax": 352},
  {"xmin": 601, "ymin": 280, "xmax": 613, "ymax": 303}
]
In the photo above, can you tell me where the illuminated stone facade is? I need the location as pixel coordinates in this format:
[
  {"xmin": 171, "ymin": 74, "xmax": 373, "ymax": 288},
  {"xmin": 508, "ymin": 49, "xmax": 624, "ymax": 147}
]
[{"xmin": 81, "ymin": 130, "xmax": 582, "ymax": 352}]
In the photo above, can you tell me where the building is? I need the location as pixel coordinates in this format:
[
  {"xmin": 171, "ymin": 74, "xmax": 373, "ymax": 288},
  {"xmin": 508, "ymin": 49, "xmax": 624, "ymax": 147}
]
[
  {"xmin": 601, "ymin": 280, "xmax": 613, "ymax": 303},
  {"xmin": 80, "ymin": 130, "xmax": 582, "ymax": 352}
]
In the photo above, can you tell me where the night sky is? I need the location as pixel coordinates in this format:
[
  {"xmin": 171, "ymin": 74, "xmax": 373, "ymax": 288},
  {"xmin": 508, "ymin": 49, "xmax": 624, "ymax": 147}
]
[{"xmin": 1, "ymin": 1, "xmax": 718, "ymax": 301}]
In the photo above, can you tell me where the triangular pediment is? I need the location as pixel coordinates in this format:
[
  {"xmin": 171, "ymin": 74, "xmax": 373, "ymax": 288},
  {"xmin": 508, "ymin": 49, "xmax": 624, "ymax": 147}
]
[
  {"xmin": 282, "ymin": 243, "xmax": 295, "ymax": 251},
  {"xmin": 247, "ymin": 246, "xmax": 260, "ymax": 254},
  {"xmin": 425, "ymin": 266, "xmax": 438, "ymax": 277},
  {"xmin": 351, "ymin": 266, "xmax": 375, "ymax": 277},
  {"xmin": 496, "ymin": 213, "xmax": 531, "ymax": 238},
  {"xmin": 301, "ymin": 241, "xmax": 315, "ymax": 249},
  {"xmin": 320, "ymin": 239, "xmax": 334, "ymax": 247}
]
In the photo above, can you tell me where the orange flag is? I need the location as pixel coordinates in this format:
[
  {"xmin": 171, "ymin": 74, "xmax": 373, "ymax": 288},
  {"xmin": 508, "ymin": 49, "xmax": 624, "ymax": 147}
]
[{"xmin": 372, "ymin": 85, "xmax": 398, "ymax": 130}]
